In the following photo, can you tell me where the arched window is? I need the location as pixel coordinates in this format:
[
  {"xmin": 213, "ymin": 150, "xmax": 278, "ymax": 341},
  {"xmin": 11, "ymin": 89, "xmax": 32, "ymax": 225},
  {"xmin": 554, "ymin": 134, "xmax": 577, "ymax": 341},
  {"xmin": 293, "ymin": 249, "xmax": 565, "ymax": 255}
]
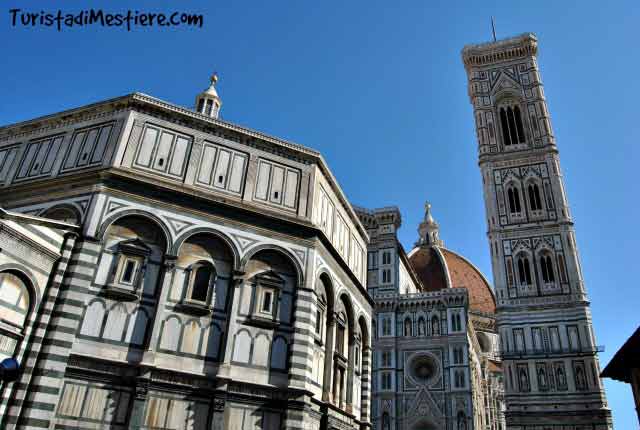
[
  {"xmin": 539, "ymin": 254, "xmax": 555, "ymax": 284},
  {"xmin": 500, "ymin": 105, "xmax": 526, "ymax": 146},
  {"xmin": 0, "ymin": 271, "xmax": 31, "ymax": 360},
  {"xmin": 187, "ymin": 262, "xmax": 215, "ymax": 303},
  {"xmin": 417, "ymin": 317, "xmax": 426, "ymax": 336},
  {"xmin": 507, "ymin": 187, "xmax": 522, "ymax": 214},
  {"xmin": 517, "ymin": 256, "xmax": 532, "ymax": 285},
  {"xmin": 528, "ymin": 183, "xmax": 543, "ymax": 211},
  {"xmin": 431, "ymin": 316, "xmax": 440, "ymax": 336},
  {"xmin": 404, "ymin": 318, "xmax": 412, "ymax": 337}
]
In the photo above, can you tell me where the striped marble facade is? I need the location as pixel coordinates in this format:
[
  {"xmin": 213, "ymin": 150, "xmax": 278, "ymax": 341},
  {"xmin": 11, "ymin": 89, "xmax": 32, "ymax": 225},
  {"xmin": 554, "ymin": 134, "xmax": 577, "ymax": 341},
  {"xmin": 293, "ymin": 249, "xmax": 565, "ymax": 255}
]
[{"xmin": 0, "ymin": 90, "xmax": 373, "ymax": 429}]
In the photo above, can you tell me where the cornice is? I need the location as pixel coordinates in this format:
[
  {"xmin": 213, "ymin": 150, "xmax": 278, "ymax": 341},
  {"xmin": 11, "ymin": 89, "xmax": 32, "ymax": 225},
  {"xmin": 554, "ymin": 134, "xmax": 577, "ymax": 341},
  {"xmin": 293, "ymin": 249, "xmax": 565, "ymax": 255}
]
[{"xmin": 462, "ymin": 33, "xmax": 538, "ymax": 69}]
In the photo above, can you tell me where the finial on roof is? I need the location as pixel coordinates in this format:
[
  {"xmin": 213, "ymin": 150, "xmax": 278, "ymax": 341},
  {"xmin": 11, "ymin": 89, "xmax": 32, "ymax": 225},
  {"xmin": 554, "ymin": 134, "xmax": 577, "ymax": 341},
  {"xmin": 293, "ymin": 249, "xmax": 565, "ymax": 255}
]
[
  {"xmin": 416, "ymin": 200, "xmax": 444, "ymax": 248},
  {"xmin": 195, "ymin": 72, "xmax": 222, "ymax": 119}
]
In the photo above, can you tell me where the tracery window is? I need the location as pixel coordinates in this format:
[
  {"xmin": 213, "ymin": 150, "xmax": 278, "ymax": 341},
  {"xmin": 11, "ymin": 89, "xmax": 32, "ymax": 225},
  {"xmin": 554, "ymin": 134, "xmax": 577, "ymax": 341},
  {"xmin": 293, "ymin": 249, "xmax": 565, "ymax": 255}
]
[
  {"xmin": 381, "ymin": 316, "xmax": 391, "ymax": 336},
  {"xmin": 517, "ymin": 255, "xmax": 533, "ymax": 285},
  {"xmin": 500, "ymin": 105, "xmax": 526, "ymax": 146},
  {"xmin": 528, "ymin": 183, "xmax": 543, "ymax": 211},
  {"xmin": 507, "ymin": 187, "xmax": 522, "ymax": 215},
  {"xmin": 539, "ymin": 254, "xmax": 555, "ymax": 284}
]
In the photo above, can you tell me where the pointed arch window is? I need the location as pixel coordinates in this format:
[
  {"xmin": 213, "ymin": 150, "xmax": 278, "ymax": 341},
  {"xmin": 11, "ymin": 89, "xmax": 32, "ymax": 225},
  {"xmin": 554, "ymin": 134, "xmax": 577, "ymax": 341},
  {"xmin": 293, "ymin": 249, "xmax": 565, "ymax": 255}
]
[
  {"xmin": 528, "ymin": 183, "xmax": 543, "ymax": 211},
  {"xmin": 507, "ymin": 187, "xmax": 522, "ymax": 214},
  {"xmin": 517, "ymin": 255, "xmax": 532, "ymax": 285},
  {"xmin": 539, "ymin": 254, "xmax": 555, "ymax": 283},
  {"xmin": 500, "ymin": 105, "xmax": 526, "ymax": 146}
]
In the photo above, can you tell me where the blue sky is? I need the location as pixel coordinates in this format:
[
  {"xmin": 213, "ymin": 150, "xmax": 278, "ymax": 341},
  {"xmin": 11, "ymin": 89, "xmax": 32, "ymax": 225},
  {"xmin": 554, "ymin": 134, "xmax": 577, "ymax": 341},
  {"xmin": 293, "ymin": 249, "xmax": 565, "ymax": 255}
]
[{"xmin": 2, "ymin": 0, "xmax": 638, "ymax": 426}]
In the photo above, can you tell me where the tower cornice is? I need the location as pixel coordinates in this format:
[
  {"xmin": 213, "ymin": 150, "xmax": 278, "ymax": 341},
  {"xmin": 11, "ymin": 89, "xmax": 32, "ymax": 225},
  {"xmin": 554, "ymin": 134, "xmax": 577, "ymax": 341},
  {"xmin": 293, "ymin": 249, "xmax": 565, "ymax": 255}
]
[{"xmin": 462, "ymin": 33, "xmax": 538, "ymax": 69}]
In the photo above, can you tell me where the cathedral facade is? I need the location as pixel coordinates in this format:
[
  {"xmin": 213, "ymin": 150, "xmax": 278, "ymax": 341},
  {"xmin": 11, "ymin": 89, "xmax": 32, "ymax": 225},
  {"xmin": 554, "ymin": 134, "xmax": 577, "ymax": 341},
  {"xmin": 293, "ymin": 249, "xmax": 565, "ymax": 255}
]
[
  {"xmin": 357, "ymin": 205, "xmax": 505, "ymax": 430},
  {"xmin": 0, "ymin": 32, "xmax": 612, "ymax": 430}
]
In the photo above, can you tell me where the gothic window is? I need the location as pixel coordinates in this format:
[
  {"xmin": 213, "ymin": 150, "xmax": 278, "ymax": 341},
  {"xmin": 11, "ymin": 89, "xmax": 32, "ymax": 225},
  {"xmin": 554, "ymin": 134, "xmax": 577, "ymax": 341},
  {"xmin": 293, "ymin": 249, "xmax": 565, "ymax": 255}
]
[
  {"xmin": 382, "ymin": 316, "xmax": 392, "ymax": 336},
  {"xmin": 500, "ymin": 105, "xmax": 526, "ymax": 146},
  {"xmin": 517, "ymin": 255, "xmax": 533, "ymax": 285},
  {"xmin": 381, "ymin": 371, "xmax": 392, "ymax": 390},
  {"xmin": 539, "ymin": 254, "xmax": 556, "ymax": 284},
  {"xmin": 453, "ymin": 347, "xmax": 463, "ymax": 364},
  {"xmin": 454, "ymin": 370, "xmax": 465, "ymax": 388},
  {"xmin": 382, "ymin": 269, "xmax": 391, "ymax": 283},
  {"xmin": 418, "ymin": 317, "xmax": 426, "ymax": 336},
  {"xmin": 507, "ymin": 187, "xmax": 522, "ymax": 214},
  {"xmin": 404, "ymin": 317, "xmax": 412, "ymax": 337},
  {"xmin": 381, "ymin": 350, "xmax": 392, "ymax": 367},
  {"xmin": 528, "ymin": 183, "xmax": 543, "ymax": 211},
  {"xmin": 0, "ymin": 271, "xmax": 31, "ymax": 360},
  {"xmin": 382, "ymin": 251, "xmax": 392, "ymax": 265},
  {"xmin": 431, "ymin": 316, "xmax": 440, "ymax": 336}
]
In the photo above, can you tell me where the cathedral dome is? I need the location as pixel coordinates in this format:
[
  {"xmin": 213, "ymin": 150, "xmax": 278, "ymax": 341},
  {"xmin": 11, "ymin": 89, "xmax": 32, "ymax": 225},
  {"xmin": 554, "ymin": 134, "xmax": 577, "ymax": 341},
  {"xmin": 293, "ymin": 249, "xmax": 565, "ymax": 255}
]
[
  {"xmin": 408, "ymin": 202, "xmax": 496, "ymax": 314},
  {"xmin": 408, "ymin": 246, "xmax": 496, "ymax": 314}
]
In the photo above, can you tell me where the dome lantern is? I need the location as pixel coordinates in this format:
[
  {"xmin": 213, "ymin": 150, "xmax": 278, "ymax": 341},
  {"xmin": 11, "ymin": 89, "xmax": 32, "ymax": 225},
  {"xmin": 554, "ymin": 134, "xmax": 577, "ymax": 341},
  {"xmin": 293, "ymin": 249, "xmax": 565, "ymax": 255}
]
[
  {"xmin": 417, "ymin": 201, "xmax": 443, "ymax": 247},
  {"xmin": 195, "ymin": 72, "xmax": 222, "ymax": 119}
]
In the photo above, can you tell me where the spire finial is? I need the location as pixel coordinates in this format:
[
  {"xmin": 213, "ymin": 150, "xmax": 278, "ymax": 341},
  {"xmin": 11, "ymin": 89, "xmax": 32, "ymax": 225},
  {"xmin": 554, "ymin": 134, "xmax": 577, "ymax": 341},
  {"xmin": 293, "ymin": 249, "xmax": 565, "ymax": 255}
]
[
  {"xmin": 416, "ymin": 200, "xmax": 443, "ymax": 248},
  {"xmin": 210, "ymin": 72, "xmax": 218, "ymax": 85},
  {"xmin": 491, "ymin": 17, "xmax": 497, "ymax": 42}
]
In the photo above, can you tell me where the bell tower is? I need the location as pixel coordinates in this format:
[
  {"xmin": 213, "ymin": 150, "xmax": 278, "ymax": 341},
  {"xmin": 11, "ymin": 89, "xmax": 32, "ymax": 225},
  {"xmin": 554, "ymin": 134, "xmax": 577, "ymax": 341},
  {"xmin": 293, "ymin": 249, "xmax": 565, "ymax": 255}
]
[{"xmin": 461, "ymin": 33, "xmax": 612, "ymax": 429}]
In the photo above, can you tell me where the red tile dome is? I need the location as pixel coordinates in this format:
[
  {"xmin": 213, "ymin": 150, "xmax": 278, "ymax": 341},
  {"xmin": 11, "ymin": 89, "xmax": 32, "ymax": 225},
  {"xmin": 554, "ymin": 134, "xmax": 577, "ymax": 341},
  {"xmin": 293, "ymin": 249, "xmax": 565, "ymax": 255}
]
[{"xmin": 408, "ymin": 245, "xmax": 496, "ymax": 314}]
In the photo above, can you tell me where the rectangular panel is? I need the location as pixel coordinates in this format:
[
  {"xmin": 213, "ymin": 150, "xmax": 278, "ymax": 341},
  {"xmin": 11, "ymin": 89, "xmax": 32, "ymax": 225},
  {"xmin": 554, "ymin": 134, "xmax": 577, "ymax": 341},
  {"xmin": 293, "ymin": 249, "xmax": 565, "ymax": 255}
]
[
  {"xmin": 41, "ymin": 136, "xmax": 63, "ymax": 174},
  {"xmin": 136, "ymin": 127, "xmax": 159, "ymax": 167},
  {"xmin": 197, "ymin": 144, "xmax": 218, "ymax": 185},
  {"xmin": 0, "ymin": 148, "xmax": 17, "ymax": 182},
  {"xmin": 83, "ymin": 386, "xmax": 108, "ymax": 420},
  {"xmin": 283, "ymin": 169, "xmax": 299, "ymax": 208},
  {"xmin": 63, "ymin": 131, "xmax": 86, "ymax": 169},
  {"xmin": 152, "ymin": 131, "xmax": 174, "ymax": 172},
  {"xmin": 91, "ymin": 125, "xmax": 112, "ymax": 164},
  {"xmin": 28, "ymin": 140, "xmax": 50, "ymax": 176},
  {"xmin": 57, "ymin": 382, "xmax": 87, "ymax": 417},
  {"xmin": 227, "ymin": 153, "xmax": 247, "ymax": 193},
  {"xmin": 77, "ymin": 128, "xmax": 99, "ymax": 167},
  {"xmin": 269, "ymin": 165, "xmax": 285, "ymax": 204},
  {"xmin": 169, "ymin": 136, "xmax": 190, "ymax": 176},
  {"xmin": 255, "ymin": 161, "xmax": 271, "ymax": 200},
  {"xmin": 213, "ymin": 149, "xmax": 231, "ymax": 189},
  {"xmin": 16, "ymin": 143, "xmax": 39, "ymax": 178}
]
